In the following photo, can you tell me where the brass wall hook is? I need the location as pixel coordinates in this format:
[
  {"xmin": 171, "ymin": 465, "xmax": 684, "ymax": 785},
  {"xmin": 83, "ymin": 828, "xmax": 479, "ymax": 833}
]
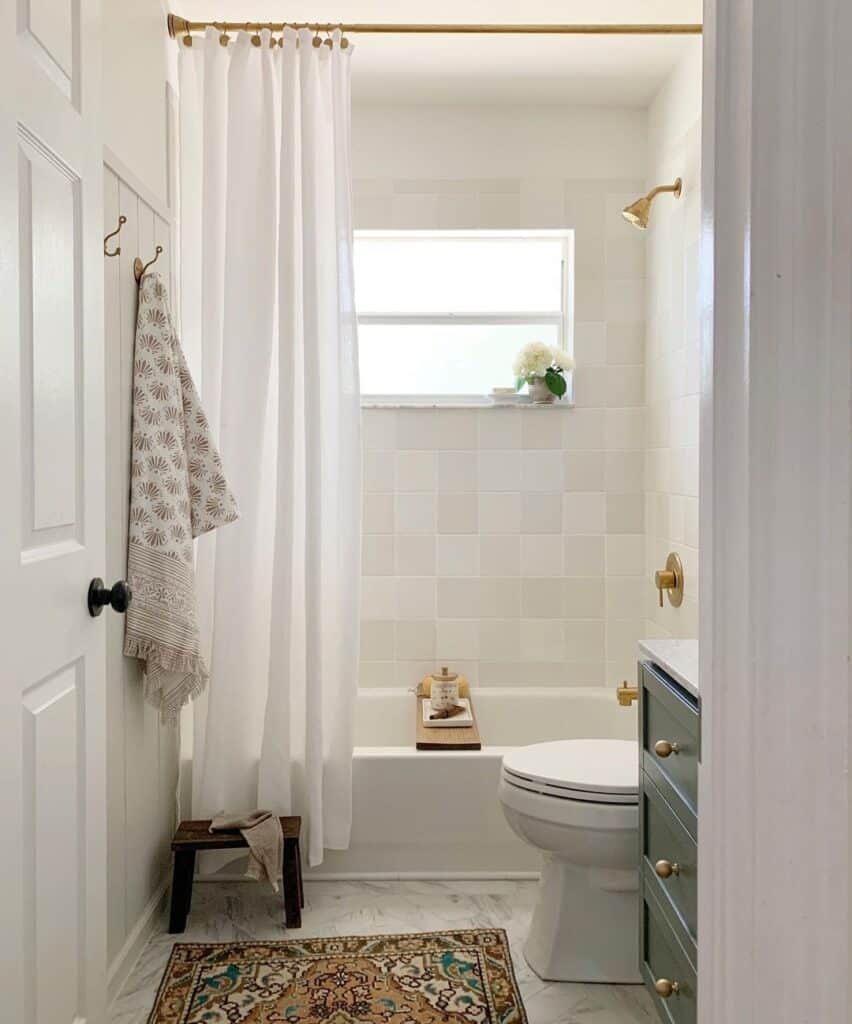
[
  {"xmin": 134, "ymin": 245, "xmax": 163, "ymax": 283},
  {"xmin": 104, "ymin": 214, "xmax": 126, "ymax": 257}
]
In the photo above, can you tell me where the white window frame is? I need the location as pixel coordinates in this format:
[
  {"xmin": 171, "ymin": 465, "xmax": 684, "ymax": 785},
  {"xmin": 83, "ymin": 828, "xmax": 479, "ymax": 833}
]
[{"xmin": 355, "ymin": 229, "xmax": 575, "ymax": 407}]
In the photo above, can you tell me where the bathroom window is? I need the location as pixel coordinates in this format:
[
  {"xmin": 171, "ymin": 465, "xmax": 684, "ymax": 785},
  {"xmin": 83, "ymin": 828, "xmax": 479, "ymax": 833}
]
[{"xmin": 354, "ymin": 230, "xmax": 574, "ymax": 404}]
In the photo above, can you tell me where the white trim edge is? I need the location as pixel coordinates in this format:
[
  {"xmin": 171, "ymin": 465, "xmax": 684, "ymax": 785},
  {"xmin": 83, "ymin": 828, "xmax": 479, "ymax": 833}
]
[
  {"xmin": 107, "ymin": 874, "xmax": 170, "ymax": 1007},
  {"xmin": 699, "ymin": 1, "xmax": 852, "ymax": 1020},
  {"xmin": 103, "ymin": 145, "xmax": 172, "ymax": 223},
  {"xmin": 302, "ymin": 871, "xmax": 541, "ymax": 882},
  {"xmin": 199, "ymin": 871, "xmax": 541, "ymax": 883}
]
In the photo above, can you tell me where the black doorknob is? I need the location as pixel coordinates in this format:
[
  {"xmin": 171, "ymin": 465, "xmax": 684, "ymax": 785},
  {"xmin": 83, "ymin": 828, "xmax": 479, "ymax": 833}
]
[{"xmin": 88, "ymin": 578, "xmax": 132, "ymax": 617}]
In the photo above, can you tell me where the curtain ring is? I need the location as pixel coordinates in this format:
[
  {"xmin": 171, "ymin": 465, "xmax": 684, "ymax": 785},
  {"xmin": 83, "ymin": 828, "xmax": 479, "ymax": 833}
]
[
  {"xmin": 182, "ymin": 32, "xmax": 193, "ymax": 47},
  {"xmin": 217, "ymin": 23, "xmax": 229, "ymax": 46},
  {"xmin": 340, "ymin": 24, "xmax": 349, "ymax": 49},
  {"xmin": 312, "ymin": 28, "xmax": 322, "ymax": 48},
  {"xmin": 250, "ymin": 23, "xmax": 261, "ymax": 46}
]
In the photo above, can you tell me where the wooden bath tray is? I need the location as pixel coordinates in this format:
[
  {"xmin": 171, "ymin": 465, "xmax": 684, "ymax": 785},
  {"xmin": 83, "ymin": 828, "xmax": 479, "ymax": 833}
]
[{"xmin": 416, "ymin": 697, "xmax": 482, "ymax": 750}]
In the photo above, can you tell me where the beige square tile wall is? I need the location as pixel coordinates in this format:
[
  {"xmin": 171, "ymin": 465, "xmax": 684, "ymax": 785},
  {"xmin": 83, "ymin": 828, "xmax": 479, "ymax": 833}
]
[
  {"xmin": 356, "ymin": 164, "xmax": 647, "ymax": 690},
  {"xmin": 353, "ymin": 85, "xmax": 703, "ymax": 690},
  {"xmin": 644, "ymin": 50, "xmax": 702, "ymax": 640}
]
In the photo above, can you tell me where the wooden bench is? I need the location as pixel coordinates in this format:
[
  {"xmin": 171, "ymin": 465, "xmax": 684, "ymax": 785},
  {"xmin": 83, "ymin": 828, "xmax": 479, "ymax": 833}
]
[{"xmin": 169, "ymin": 816, "xmax": 304, "ymax": 933}]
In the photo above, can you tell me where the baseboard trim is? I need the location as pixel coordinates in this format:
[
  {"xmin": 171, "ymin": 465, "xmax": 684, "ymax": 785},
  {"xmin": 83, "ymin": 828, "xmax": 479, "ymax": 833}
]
[
  {"xmin": 304, "ymin": 871, "xmax": 541, "ymax": 881},
  {"xmin": 107, "ymin": 874, "xmax": 170, "ymax": 1006},
  {"xmin": 199, "ymin": 871, "xmax": 540, "ymax": 882}
]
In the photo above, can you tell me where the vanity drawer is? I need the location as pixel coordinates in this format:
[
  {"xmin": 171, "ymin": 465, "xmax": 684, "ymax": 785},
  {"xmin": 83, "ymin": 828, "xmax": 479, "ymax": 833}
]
[
  {"xmin": 642, "ymin": 774, "xmax": 697, "ymax": 951},
  {"xmin": 641, "ymin": 663, "xmax": 699, "ymax": 828},
  {"xmin": 642, "ymin": 893, "xmax": 698, "ymax": 1024}
]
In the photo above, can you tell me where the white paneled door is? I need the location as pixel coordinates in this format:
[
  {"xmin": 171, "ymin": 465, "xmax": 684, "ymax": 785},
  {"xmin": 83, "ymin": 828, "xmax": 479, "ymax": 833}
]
[{"xmin": 0, "ymin": 1, "xmax": 107, "ymax": 1023}]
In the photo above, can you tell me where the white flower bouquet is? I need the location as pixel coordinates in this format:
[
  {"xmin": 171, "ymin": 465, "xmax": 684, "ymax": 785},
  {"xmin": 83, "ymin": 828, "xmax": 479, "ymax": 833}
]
[{"xmin": 513, "ymin": 342, "xmax": 575, "ymax": 400}]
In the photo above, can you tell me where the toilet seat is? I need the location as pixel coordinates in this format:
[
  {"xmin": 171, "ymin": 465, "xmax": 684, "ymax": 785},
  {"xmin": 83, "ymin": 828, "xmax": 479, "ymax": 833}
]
[{"xmin": 501, "ymin": 739, "xmax": 638, "ymax": 805}]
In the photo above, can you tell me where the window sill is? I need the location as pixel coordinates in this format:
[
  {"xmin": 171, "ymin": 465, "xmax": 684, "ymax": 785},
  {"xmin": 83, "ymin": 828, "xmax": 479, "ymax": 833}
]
[{"xmin": 360, "ymin": 398, "xmax": 576, "ymax": 410}]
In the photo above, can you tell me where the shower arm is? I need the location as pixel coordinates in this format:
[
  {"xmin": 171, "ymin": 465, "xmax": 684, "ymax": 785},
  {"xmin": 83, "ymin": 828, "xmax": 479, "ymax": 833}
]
[{"xmin": 645, "ymin": 180, "xmax": 683, "ymax": 203}]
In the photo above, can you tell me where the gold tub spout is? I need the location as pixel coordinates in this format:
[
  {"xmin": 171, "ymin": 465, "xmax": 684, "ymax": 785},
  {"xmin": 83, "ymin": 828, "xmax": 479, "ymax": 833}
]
[{"xmin": 616, "ymin": 681, "xmax": 639, "ymax": 707}]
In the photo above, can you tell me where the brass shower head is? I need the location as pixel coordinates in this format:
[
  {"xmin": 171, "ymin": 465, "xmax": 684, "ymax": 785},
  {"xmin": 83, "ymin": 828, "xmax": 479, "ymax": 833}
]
[{"xmin": 622, "ymin": 178, "xmax": 682, "ymax": 229}]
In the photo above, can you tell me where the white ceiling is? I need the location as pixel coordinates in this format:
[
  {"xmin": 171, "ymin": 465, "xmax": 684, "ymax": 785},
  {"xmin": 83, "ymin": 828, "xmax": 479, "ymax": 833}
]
[{"xmin": 174, "ymin": 0, "xmax": 702, "ymax": 106}]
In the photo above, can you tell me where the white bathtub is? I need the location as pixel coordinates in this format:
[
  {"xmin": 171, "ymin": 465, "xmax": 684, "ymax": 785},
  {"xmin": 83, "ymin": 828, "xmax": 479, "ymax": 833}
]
[{"xmin": 306, "ymin": 687, "xmax": 637, "ymax": 879}]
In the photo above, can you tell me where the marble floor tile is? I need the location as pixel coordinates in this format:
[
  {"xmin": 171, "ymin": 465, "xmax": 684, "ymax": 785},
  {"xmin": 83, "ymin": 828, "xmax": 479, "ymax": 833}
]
[{"xmin": 110, "ymin": 880, "xmax": 654, "ymax": 1024}]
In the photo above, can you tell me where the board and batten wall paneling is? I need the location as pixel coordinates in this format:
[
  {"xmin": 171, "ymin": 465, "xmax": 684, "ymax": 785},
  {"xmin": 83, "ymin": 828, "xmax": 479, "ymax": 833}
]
[{"xmin": 103, "ymin": 164, "xmax": 178, "ymax": 999}]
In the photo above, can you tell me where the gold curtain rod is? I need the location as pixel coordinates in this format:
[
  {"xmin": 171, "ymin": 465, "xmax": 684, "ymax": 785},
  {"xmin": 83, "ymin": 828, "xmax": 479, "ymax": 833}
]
[{"xmin": 167, "ymin": 14, "xmax": 702, "ymax": 38}]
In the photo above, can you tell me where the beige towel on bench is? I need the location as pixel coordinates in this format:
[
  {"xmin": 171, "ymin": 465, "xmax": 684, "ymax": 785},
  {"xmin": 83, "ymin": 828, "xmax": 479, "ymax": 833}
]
[{"xmin": 210, "ymin": 810, "xmax": 283, "ymax": 893}]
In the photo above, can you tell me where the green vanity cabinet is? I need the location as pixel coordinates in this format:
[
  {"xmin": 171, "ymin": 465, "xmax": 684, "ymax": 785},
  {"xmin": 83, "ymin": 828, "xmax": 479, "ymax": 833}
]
[{"xmin": 639, "ymin": 660, "xmax": 700, "ymax": 1023}]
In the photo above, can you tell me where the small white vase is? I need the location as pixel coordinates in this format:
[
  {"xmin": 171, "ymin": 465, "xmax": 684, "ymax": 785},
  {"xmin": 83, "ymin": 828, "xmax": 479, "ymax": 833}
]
[{"xmin": 529, "ymin": 377, "xmax": 556, "ymax": 404}]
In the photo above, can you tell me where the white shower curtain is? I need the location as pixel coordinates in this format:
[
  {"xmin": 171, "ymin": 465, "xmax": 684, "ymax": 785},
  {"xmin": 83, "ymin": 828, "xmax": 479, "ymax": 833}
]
[{"xmin": 178, "ymin": 28, "xmax": 361, "ymax": 866}]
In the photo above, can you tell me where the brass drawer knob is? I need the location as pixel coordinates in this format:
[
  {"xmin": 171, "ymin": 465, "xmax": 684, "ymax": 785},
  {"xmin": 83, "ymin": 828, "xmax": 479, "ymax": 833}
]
[
  {"xmin": 654, "ymin": 739, "xmax": 680, "ymax": 758},
  {"xmin": 655, "ymin": 859, "xmax": 681, "ymax": 879},
  {"xmin": 655, "ymin": 978, "xmax": 681, "ymax": 998}
]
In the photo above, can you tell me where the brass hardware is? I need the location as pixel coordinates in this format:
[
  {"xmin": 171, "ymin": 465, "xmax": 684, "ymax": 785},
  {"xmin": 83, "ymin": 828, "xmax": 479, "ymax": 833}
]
[
  {"xmin": 622, "ymin": 178, "xmax": 682, "ymax": 230},
  {"xmin": 654, "ymin": 739, "xmax": 680, "ymax": 758},
  {"xmin": 654, "ymin": 551, "xmax": 684, "ymax": 608},
  {"xmin": 654, "ymin": 979, "xmax": 680, "ymax": 999},
  {"xmin": 134, "ymin": 245, "xmax": 163, "ymax": 283},
  {"xmin": 655, "ymin": 859, "xmax": 680, "ymax": 879},
  {"xmin": 616, "ymin": 681, "xmax": 639, "ymax": 707},
  {"xmin": 103, "ymin": 214, "xmax": 126, "ymax": 257},
  {"xmin": 167, "ymin": 13, "xmax": 702, "ymax": 39}
]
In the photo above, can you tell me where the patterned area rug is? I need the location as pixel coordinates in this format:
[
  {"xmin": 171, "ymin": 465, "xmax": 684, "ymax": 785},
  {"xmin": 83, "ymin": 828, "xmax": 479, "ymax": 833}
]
[{"xmin": 148, "ymin": 929, "xmax": 527, "ymax": 1024}]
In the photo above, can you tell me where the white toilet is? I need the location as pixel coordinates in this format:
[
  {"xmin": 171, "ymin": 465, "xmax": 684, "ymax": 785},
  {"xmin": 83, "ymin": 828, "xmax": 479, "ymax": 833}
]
[{"xmin": 498, "ymin": 738, "xmax": 641, "ymax": 984}]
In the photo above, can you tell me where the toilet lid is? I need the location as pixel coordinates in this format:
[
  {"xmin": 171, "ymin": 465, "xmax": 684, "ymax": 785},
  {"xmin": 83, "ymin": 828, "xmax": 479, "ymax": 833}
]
[{"xmin": 502, "ymin": 739, "xmax": 638, "ymax": 802}]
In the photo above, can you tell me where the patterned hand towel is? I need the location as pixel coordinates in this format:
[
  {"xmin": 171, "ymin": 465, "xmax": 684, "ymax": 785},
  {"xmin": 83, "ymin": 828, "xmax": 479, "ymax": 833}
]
[
  {"xmin": 210, "ymin": 811, "xmax": 284, "ymax": 892},
  {"xmin": 124, "ymin": 272, "xmax": 238, "ymax": 722}
]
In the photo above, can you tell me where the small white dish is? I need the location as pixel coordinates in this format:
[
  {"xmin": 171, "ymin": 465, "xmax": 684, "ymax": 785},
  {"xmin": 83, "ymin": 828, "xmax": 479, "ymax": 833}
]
[{"xmin": 422, "ymin": 697, "xmax": 474, "ymax": 728}]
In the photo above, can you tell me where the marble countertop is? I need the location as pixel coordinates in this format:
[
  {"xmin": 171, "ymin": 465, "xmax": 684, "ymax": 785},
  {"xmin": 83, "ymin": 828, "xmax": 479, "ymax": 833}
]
[{"xmin": 638, "ymin": 638, "xmax": 699, "ymax": 699}]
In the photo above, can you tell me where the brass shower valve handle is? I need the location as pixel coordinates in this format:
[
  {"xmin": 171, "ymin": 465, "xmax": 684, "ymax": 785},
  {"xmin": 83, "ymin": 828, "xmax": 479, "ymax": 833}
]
[
  {"xmin": 654, "ymin": 552, "xmax": 684, "ymax": 608},
  {"xmin": 654, "ymin": 568, "xmax": 676, "ymax": 606}
]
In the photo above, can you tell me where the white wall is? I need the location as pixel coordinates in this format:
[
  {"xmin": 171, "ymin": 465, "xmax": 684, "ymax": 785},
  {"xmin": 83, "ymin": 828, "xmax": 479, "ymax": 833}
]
[
  {"xmin": 104, "ymin": 166, "xmax": 176, "ymax": 997},
  {"xmin": 102, "ymin": 0, "xmax": 172, "ymax": 209},
  {"xmin": 353, "ymin": 103, "xmax": 649, "ymax": 691},
  {"xmin": 101, "ymin": 0, "xmax": 178, "ymax": 999},
  {"xmin": 644, "ymin": 44, "xmax": 702, "ymax": 638}
]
